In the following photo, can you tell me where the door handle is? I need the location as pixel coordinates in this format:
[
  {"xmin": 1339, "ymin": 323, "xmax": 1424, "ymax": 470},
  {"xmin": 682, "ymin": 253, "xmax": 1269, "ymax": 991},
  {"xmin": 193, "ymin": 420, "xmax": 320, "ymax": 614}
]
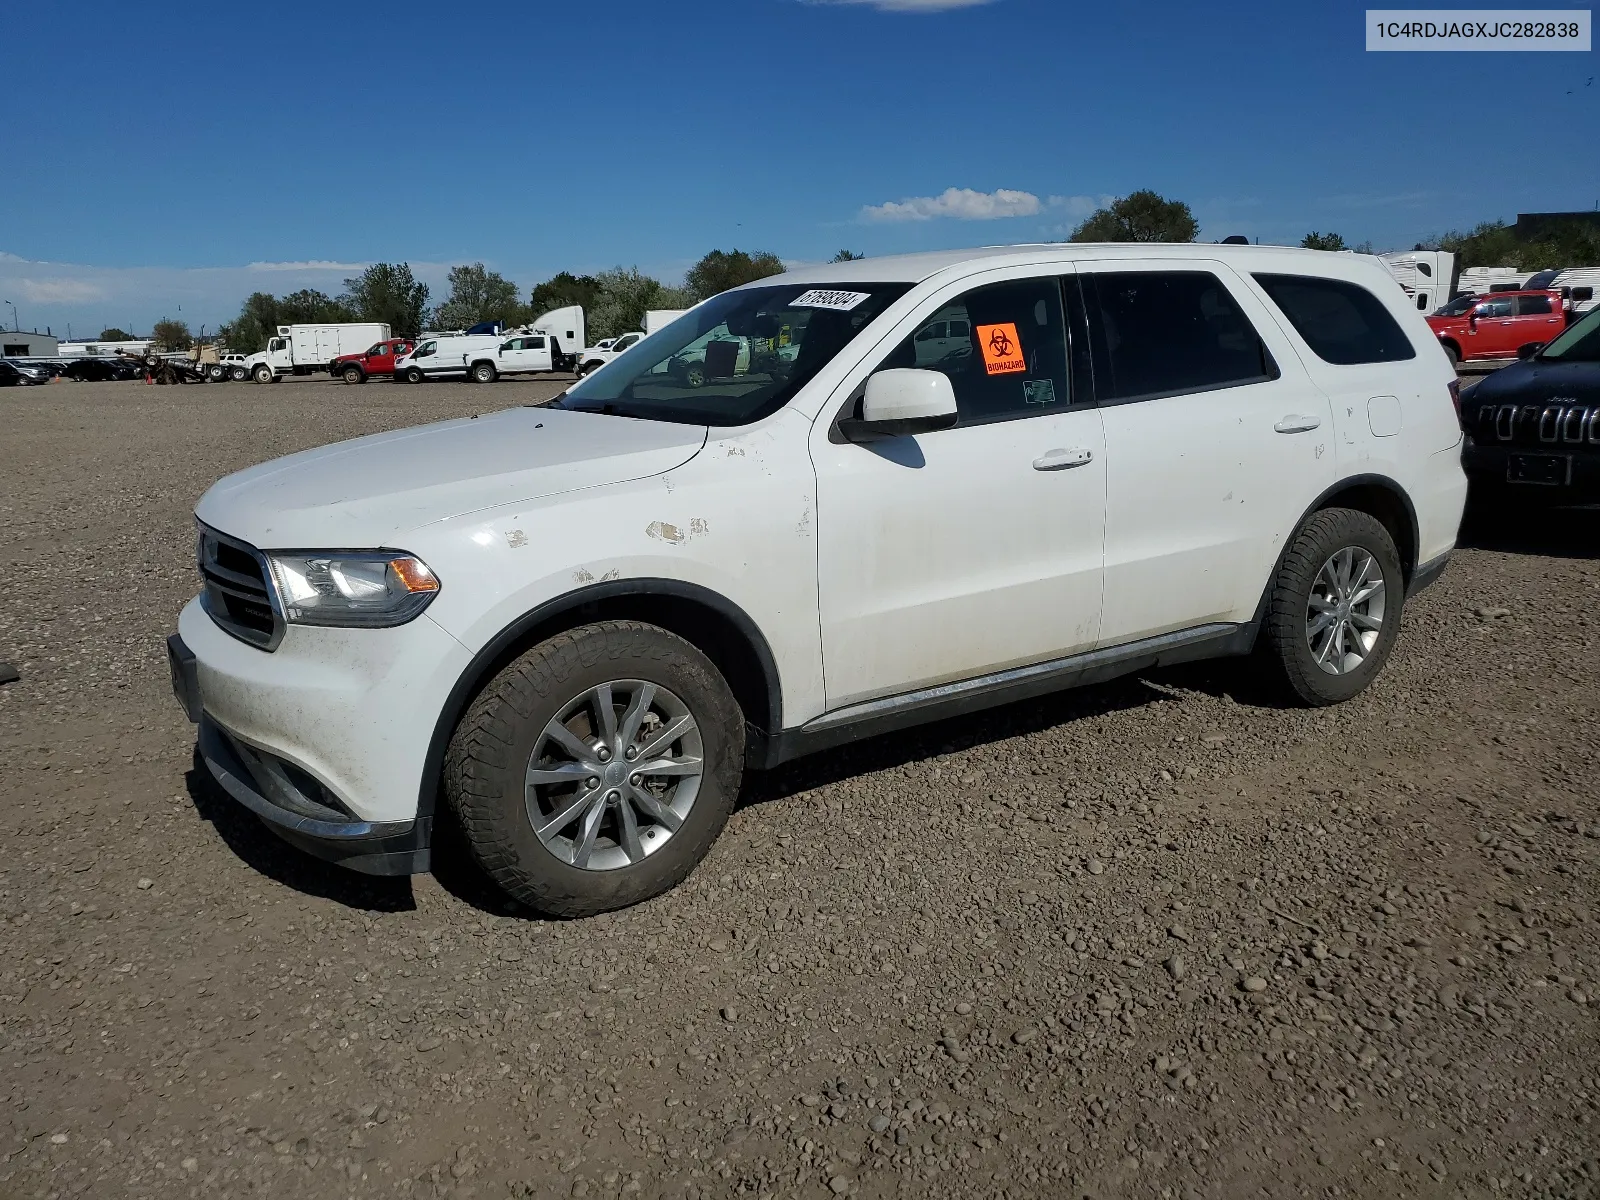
[
  {"xmin": 1032, "ymin": 447, "xmax": 1093, "ymax": 471},
  {"xmin": 1274, "ymin": 415, "xmax": 1321, "ymax": 434}
]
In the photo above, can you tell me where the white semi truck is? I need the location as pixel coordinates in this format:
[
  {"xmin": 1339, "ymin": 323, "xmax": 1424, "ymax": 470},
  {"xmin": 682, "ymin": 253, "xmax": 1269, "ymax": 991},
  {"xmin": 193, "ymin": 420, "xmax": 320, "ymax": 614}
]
[{"xmin": 245, "ymin": 323, "xmax": 391, "ymax": 383}]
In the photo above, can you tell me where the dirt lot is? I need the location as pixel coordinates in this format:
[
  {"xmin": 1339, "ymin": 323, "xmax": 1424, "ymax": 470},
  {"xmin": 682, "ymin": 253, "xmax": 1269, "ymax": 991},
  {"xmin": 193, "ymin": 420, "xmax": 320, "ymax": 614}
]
[{"xmin": 2, "ymin": 376, "xmax": 1597, "ymax": 1200}]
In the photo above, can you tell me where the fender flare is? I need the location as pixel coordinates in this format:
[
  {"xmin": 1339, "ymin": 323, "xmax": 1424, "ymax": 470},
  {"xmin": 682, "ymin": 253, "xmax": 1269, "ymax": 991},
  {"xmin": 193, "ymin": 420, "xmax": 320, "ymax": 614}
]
[{"xmin": 415, "ymin": 578, "xmax": 783, "ymax": 823}]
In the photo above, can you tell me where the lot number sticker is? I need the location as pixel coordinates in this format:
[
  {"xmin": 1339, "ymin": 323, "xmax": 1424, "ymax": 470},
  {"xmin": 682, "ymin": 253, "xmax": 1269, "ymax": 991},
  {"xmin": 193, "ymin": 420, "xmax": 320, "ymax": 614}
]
[
  {"xmin": 977, "ymin": 323, "xmax": 1026, "ymax": 375},
  {"xmin": 791, "ymin": 290, "xmax": 872, "ymax": 312}
]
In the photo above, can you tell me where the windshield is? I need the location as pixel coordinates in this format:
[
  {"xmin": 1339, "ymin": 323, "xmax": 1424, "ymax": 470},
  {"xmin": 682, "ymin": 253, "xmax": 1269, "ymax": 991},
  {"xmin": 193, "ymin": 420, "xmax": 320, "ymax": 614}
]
[
  {"xmin": 1537, "ymin": 307, "xmax": 1600, "ymax": 362},
  {"xmin": 554, "ymin": 283, "xmax": 913, "ymax": 426},
  {"xmin": 1433, "ymin": 295, "xmax": 1478, "ymax": 317}
]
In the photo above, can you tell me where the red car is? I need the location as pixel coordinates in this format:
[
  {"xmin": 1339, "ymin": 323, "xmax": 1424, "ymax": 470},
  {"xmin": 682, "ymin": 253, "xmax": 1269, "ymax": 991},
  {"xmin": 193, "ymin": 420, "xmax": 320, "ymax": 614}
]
[
  {"xmin": 330, "ymin": 338, "xmax": 415, "ymax": 384},
  {"xmin": 1426, "ymin": 290, "xmax": 1567, "ymax": 366}
]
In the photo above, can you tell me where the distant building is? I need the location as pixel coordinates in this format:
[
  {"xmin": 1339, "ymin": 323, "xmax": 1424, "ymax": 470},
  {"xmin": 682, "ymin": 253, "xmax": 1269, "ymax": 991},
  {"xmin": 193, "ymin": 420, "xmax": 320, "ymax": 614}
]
[
  {"xmin": 1, "ymin": 331, "xmax": 60, "ymax": 357},
  {"xmin": 57, "ymin": 339, "xmax": 153, "ymax": 358},
  {"xmin": 1515, "ymin": 211, "xmax": 1600, "ymax": 241}
]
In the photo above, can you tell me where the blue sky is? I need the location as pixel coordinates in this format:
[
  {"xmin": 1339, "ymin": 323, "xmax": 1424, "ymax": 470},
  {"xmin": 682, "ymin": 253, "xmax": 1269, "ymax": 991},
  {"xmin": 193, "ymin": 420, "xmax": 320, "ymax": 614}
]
[{"xmin": 2, "ymin": 0, "xmax": 1595, "ymax": 335}]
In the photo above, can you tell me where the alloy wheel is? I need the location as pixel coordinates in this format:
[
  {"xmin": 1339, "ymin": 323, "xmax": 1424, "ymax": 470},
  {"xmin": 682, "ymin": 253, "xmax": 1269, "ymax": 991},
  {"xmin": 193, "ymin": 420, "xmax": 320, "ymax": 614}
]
[
  {"xmin": 1305, "ymin": 546, "xmax": 1386, "ymax": 675},
  {"xmin": 525, "ymin": 680, "xmax": 704, "ymax": 871}
]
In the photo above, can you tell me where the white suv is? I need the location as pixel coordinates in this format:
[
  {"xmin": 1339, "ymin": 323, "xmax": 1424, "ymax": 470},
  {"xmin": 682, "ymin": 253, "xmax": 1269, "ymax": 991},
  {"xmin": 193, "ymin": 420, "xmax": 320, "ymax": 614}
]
[{"xmin": 168, "ymin": 245, "xmax": 1466, "ymax": 916}]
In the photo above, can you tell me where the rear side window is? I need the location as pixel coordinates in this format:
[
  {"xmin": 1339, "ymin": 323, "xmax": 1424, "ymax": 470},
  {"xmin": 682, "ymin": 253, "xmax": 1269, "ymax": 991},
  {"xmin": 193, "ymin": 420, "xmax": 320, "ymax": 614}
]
[
  {"xmin": 1516, "ymin": 294, "xmax": 1553, "ymax": 315},
  {"xmin": 1087, "ymin": 271, "xmax": 1277, "ymax": 403},
  {"xmin": 1253, "ymin": 274, "xmax": 1417, "ymax": 365}
]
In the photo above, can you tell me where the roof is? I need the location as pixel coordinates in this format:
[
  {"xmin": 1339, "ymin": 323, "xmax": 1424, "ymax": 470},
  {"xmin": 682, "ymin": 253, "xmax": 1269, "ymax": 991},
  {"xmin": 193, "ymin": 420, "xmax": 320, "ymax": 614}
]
[{"xmin": 765, "ymin": 243, "xmax": 1387, "ymax": 288}]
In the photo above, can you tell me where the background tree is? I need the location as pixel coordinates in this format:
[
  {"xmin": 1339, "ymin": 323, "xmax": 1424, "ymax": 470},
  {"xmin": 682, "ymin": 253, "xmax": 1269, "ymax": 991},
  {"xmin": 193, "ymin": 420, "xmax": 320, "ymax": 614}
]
[
  {"xmin": 586, "ymin": 267, "xmax": 672, "ymax": 342},
  {"xmin": 433, "ymin": 263, "xmax": 524, "ymax": 330},
  {"xmin": 1070, "ymin": 190, "xmax": 1198, "ymax": 243},
  {"xmin": 685, "ymin": 249, "xmax": 785, "ymax": 302},
  {"xmin": 151, "ymin": 318, "xmax": 193, "ymax": 351},
  {"xmin": 340, "ymin": 263, "xmax": 430, "ymax": 336},
  {"xmin": 217, "ymin": 292, "xmax": 282, "ymax": 353},
  {"xmin": 97, "ymin": 327, "xmax": 132, "ymax": 341},
  {"xmin": 1421, "ymin": 219, "xmax": 1600, "ymax": 271},
  {"xmin": 830, "ymin": 250, "xmax": 865, "ymax": 262},
  {"xmin": 1301, "ymin": 231, "xmax": 1347, "ymax": 252},
  {"xmin": 278, "ymin": 289, "xmax": 356, "ymax": 324},
  {"xmin": 527, "ymin": 271, "xmax": 601, "ymax": 316}
]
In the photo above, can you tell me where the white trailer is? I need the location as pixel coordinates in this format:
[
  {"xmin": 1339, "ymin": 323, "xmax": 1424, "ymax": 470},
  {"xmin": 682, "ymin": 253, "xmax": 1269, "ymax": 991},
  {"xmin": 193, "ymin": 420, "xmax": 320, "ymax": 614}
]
[
  {"xmin": 527, "ymin": 306, "xmax": 585, "ymax": 361},
  {"xmin": 1379, "ymin": 252, "xmax": 1455, "ymax": 314},
  {"xmin": 244, "ymin": 322, "xmax": 391, "ymax": 383},
  {"xmin": 644, "ymin": 309, "xmax": 688, "ymax": 336}
]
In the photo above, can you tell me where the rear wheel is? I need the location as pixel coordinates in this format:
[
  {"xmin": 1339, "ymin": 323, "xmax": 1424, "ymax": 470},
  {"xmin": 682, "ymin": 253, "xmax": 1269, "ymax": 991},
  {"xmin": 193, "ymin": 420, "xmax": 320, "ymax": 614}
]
[
  {"xmin": 206, "ymin": 363, "xmax": 225, "ymax": 381},
  {"xmin": 471, "ymin": 361, "xmax": 497, "ymax": 384},
  {"xmin": 342, "ymin": 365, "xmax": 364, "ymax": 384},
  {"xmin": 1261, "ymin": 507, "xmax": 1404, "ymax": 706},
  {"xmin": 230, "ymin": 367, "xmax": 247, "ymax": 381},
  {"xmin": 445, "ymin": 621, "xmax": 744, "ymax": 917}
]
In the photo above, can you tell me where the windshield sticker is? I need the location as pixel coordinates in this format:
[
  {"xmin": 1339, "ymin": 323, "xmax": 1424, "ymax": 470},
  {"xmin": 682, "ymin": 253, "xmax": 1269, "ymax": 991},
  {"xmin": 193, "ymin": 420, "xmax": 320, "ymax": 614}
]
[
  {"xmin": 978, "ymin": 323, "xmax": 1026, "ymax": 375},
  {"xmin": 1023, "ymin": 378, "xmax": 1057, "ymax": 407},
  {"xmin": 791, "ymin": 289, "xmax": 872, "ymax": 312}
]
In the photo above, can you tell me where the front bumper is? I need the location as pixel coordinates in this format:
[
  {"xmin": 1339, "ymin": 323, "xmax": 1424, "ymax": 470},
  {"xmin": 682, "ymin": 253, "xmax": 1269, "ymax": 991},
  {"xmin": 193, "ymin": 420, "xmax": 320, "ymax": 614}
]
[
  {"xmin": 1462, "ymin": 437, "xmax": 1600, "ymax": 502},
  {"xmin": 170, "ymin": 630, "xmax": 434, "ymax": 875}
]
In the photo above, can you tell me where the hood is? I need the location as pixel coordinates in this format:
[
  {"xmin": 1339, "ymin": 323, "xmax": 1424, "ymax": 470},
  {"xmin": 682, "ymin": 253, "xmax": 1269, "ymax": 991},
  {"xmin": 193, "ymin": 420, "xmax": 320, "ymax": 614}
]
[
  {"xmin": 195, "ymin": 407, "xmax": 708, "ymax": 548},
  {"xmin": 1465, "ymin": 357, "xmax": 1600, "ymax": 407}
]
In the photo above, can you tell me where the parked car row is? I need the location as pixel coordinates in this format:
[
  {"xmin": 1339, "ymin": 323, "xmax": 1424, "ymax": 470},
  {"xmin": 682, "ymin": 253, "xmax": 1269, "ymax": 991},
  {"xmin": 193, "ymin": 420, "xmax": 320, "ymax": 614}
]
[{"xmin": 0, "ymin": 356, "xmax": 151, "ymax": 384}]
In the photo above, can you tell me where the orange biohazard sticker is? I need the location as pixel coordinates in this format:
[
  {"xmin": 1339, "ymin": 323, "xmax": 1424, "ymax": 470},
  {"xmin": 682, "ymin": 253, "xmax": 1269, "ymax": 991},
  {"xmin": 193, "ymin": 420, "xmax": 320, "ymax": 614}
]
[{"xmin": 977, "ymin": 323, "xmax": 1025, "ymax": 375}]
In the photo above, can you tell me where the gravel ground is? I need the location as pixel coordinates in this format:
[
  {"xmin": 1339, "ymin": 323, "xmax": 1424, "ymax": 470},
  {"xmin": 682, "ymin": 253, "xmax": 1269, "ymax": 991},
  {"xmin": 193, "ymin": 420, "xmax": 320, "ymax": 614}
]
[{"xmin": 2, "ymin": 377, "xmax": 1597, "ymax": 1200}]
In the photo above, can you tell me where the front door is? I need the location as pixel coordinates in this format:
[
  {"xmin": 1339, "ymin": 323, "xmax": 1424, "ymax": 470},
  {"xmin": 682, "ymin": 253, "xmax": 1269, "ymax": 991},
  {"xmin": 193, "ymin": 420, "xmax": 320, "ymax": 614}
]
[
  {"xmin": 813, "ymin": 270, "xmax": 1107, "ymax": 709},
  {"xmin": 1083, "ymin": 263, "xmax": 1336, "ymax": 645},
  {"xmin": 1467, "ymin": 295, "xmax": 1517, "ymax": 357}
]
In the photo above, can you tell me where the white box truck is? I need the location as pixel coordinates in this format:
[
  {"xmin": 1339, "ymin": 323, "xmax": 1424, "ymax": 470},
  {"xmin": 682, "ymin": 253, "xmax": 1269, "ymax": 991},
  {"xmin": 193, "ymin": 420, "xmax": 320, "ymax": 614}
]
[
  {"xmin": 644, "ymin": 308, "xmax": 689, "ymax": 336},
  {"xmin": 245, "ymin": 322, "xmax": 391, "ymax": 383}
]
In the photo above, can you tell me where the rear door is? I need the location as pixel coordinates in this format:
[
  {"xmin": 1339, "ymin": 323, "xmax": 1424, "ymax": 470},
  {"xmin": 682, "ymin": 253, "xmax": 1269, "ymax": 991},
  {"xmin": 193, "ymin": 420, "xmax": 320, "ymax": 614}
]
[
  {"xmin": 1084, "ymin": 262, "xmax": 1335, "ymax": 645},
  {"xmin": 1512, "ymin": 293, "xmax": 1566, "ymax": 350}
]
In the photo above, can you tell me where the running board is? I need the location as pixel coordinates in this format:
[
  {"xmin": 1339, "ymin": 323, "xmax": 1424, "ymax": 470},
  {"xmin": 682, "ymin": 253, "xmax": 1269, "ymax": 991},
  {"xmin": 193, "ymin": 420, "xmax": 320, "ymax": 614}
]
[{"xmin": 752, "ymin": 622, "xmax": 1253, "ymax": 768}]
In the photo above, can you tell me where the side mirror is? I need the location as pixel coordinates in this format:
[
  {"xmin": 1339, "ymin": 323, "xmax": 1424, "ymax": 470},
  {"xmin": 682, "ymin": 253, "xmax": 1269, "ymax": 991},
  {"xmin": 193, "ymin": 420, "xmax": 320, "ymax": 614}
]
[
  {"xmin": 1517, "ymin": 342, "xmax": 1543, "ymax": 361},
  {"xmin": 839, "ymin": 369, "xmax": 959, "ymax": 441}
]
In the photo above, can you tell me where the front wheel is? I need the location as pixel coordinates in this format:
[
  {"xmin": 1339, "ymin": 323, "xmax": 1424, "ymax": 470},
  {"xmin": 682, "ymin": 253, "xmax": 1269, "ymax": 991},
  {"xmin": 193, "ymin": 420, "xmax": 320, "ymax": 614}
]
[
  {"xmin": 252, "ymin": 365, "xmax": 275, "ymax": 384},
  {"xmin": 1261, "ymin": 507, "xmax": 1404, "ymax": 706},
  {"xmin": 471, "ymin": 361, "xmax": 497, "ymax": 384},
  {"xmin": 342, "ymin": 365, "xmax": 364, "ymax": 384},
  {"xmin": 444, "ymin": 621, "xmax": 744, "ymax": 918},
  {"xmin": 404, "ymin": 367, "xmax": 424, "ymax": 384},
  {"xmin": 1443, "ymin": 343, "xmax": 1460, "ymax": 367}
]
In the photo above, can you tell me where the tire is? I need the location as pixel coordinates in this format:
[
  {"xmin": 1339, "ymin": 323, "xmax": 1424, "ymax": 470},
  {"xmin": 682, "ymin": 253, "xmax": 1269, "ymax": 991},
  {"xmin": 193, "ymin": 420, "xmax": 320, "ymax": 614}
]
[
  {"xmin": 404, "ymin": 367, "xmax": 424, "ymax": 384},
  {"xmin": 230, "ymin": 367, "xmax": 247, "ymax": 381},
  {"xmin": 206, "ymin": 364, "xmax": 225, "ymax": 381},
  {"xmin": 253, "ymin": 365, "xmax": 275, "ymax": 384},
  {"xmin": 342, "ymin": 365, "xmax": 364, "ymax": 385},
  {"xmin": 445, "ymin": 621, "xmax": 745, "ymax": 918},
  {"xmin": 1261, "ymin": 507, "xmax": 1404, "ymax": 707},
  {"xmin": 471, "ymin": 361, "xmax": 497, "ymax": 384},
  {"xmin": 1443, "ymin": 343, "xmax": 1460, "ymax": 367},
  {"xmin": 683, "ymin": 361, "xmax": 706, "ymax": 389}
]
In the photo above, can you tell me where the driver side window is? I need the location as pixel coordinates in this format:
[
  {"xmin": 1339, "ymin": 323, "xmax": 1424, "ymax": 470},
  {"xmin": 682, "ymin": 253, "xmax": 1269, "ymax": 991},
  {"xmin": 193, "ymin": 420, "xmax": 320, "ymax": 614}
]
[{"xmin": 879, "ymin": 277, "xmax": 1071, "ymax": 426}]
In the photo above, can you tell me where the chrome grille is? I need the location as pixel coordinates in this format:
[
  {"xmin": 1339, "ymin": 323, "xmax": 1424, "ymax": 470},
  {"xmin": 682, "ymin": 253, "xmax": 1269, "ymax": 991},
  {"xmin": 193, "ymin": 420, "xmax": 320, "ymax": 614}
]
[
  {"xmin": 198, "ymin": 525, "xmax": 282, "ymax": 650},
  {"xmin": 1478, "ymin": 403, "xmax": 1600, "ymax": 447}
]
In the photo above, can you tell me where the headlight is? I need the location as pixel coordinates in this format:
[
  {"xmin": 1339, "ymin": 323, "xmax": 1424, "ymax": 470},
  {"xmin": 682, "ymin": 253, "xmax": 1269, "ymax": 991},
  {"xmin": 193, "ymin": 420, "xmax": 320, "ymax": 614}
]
[{"xmin": 264, "ymin": 552, "xmax": 440, "ymax": 627}]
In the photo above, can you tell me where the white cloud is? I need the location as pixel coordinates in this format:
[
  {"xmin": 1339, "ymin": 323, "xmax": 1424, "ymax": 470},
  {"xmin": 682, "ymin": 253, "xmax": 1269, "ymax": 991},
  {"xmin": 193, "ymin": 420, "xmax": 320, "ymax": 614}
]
[
  {"xmin": 14, "ymin": 277, "xmax": 107, "ymax": 304},
  {"xmin": 863, "ymin": 187, "xmax": 1042, "ymax": 222},
  {"xmin": 247, "ymin": 260, "xmax": 368, "ymax": 272},
  {"xmin": 806, "ymin": 0, "xmax": 996, "ymax": 10}
]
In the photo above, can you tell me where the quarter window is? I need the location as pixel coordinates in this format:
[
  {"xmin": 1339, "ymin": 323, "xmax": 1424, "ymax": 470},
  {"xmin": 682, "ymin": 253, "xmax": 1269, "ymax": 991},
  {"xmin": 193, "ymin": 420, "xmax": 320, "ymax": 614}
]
[
  {"xmin": 877, "ymin": 277, "xmax": 1071, "ymax": 426},
  {"xmin": 1253, "ymin": 273, "xmax": 1418, "ymax": 365},
  {"xmin": 1088, "ymin": 272, "xmax": 1277, "ymax": 402}
]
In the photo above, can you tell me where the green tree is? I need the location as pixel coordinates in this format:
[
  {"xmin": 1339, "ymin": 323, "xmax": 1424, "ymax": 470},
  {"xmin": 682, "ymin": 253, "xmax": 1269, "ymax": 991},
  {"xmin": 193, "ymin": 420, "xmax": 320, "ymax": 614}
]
[
  {"xmin": 97, "ymin": 327, "xmax": 132, "ymax": 341},
  {"xmin": 1070, "ymin": 191, "xmax": 1199, "ymax": 243},
  {"xmin": 685, "ymin": 249, "xmax": 785, "ymax": 302},
  {"xmin": 433, "ymin": 263, "xmax": 523, "ymax": 330},
  {"xmin": 830, "ymin": 249, "xmax": 865, "ymax": 262},
  {"xmin": 278, "ymin": 289, "xmax": 357, "ymax": 324},
  {"xmin": 586, "ymin": 267, "xmax": 671, "ymax": 342},
  {"xmin": 1422, "ymin": 219, "xmax": 1600, "ymax": 272},
  {"xmin": 151, "ymin": 318, "xmax": 193, "ymax": 351},
  {"xmin": 217, "ymin": 291, "xmax": 281, "ymax": 354},
  {"xmin": 340, "ymin": 263, "xmax": 430, "ymax": 337},
  {"xmin": 527, "ymin": 271, "xmax": 601, "ymax": 317},
  {"xmin": 1301, "ymin": 231, "xmax": 1348, "ymax": 252}
]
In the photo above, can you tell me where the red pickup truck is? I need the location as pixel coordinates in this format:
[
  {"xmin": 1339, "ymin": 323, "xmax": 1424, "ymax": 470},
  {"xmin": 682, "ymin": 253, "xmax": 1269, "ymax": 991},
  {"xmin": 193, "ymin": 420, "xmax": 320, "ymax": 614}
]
[
  {"xmin": 330, "ymin": 338, "xmax": 415, "ymax": 384},
  {"xmin": 1426, "ymin": 290, "xmax": 1567, "ymax": 366}
]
